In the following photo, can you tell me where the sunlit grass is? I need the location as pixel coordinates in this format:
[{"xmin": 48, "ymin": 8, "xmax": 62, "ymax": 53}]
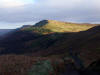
[{"xmin": 41, "ymin": 20, "xmax": 94, "ymax": 32}]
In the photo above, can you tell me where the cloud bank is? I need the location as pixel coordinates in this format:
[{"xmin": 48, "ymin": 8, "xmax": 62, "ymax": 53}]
[{"xmin": 0, "ymin": 0, "xmax": 100, "ymax": 28}]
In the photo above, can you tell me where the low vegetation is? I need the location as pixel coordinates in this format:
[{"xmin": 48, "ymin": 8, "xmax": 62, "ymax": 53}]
[
  {"xmin": 0, "ymin": 20, "xmax": 99, "ymax": 75},
  {"xmin": 23, "ymin": 27, "xmax": 52, "ymax": 34}
]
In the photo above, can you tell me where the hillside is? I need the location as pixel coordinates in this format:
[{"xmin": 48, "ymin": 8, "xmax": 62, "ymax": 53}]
[
  {"xmin": 0, "ymin": 20, "xmax": 96, "ymax": 53},
  {"xmin": 35, "ymin": 20, "xmax": 95, "ymax": 32},
  {"xmin": 22, "ymin": 20, "xmax": 94, "ymax": 33},
  {"xmin": 0, "ymin": 20, "xmax": 99, "ymax": 64},
  {"xmin": 0, "ymin": 20, "xmax": 100, "ymax": 75}
]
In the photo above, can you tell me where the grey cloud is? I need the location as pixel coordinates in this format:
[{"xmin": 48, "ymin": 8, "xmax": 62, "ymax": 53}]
[{"xmin": 0, "ymin": 0, "xmax": 100, "ymax": 24}]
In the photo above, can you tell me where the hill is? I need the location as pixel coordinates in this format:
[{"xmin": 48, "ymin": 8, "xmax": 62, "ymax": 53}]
[
  {"xmin": 22, "ymin": 20, "xmax": 94, "ymax": 33},
  {"xmin": 0, "ymin": 20, "xmax": 100, "ymax": 75},
  {"xmin": 0, "ymin": 20, "xmax": 99, "ymax": 65}
]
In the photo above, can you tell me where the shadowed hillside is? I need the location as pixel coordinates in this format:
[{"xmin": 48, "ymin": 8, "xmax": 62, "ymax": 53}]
[
  {"xmin": 0, "ymin": 20, "xmax": 100, "ymax": 75},
  {"xmin": 0, "ymin": 20, "xmax": 96, "ymax": 54}
]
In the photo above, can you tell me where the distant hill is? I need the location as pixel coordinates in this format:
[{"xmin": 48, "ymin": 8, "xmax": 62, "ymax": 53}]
[
  {"xmin": 23, "ymin": 20, "xmax": 95, "ymax": 33},
  {"xmin": 0, "ymin": 29, "xmax": 13, "ymax": 36},
  {"xmin": 0, "ymin": 20, "xmax": 99, "ymax": 66}
]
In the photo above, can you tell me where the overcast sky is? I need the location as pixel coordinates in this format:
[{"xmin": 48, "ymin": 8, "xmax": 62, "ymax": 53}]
[{"xmin": 0, "ymin": 0, "xmax": 100, "ymax": 29}]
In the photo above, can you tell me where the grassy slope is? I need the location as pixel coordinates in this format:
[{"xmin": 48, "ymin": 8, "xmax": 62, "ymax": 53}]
[
  {"xmin": 41, "ymin": 20, "xmax": 94, "ymax": 32},
  {"xmin": 22, "ymin": 20, "xmax": 94, "ymax": 33}
]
